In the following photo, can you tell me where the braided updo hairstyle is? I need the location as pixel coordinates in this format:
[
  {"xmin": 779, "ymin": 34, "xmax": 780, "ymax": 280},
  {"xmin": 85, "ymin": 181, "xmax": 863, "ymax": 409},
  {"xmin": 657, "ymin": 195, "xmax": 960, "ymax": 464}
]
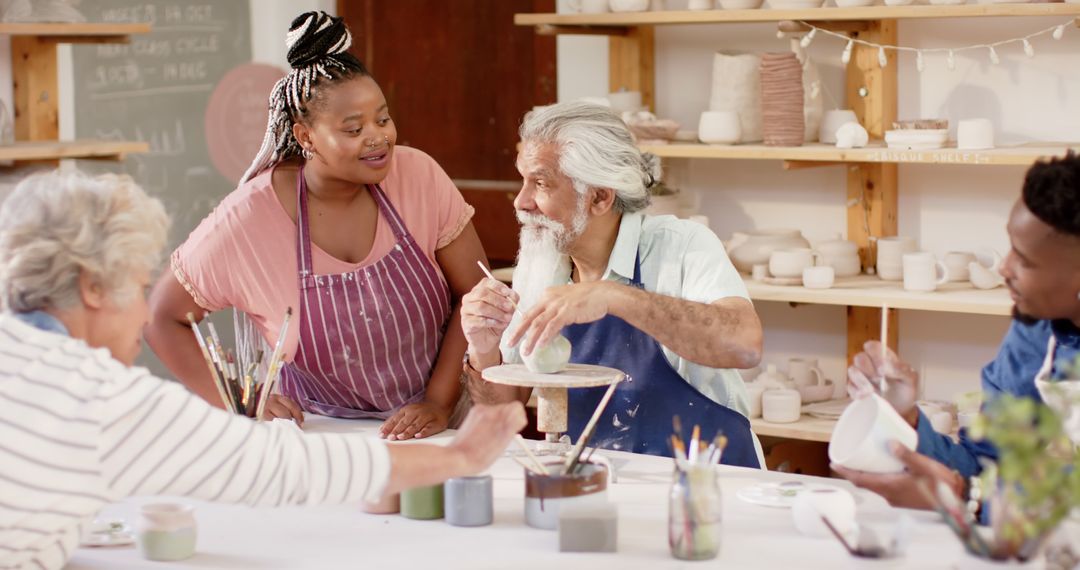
[{"xmin": 241, "ymin": 11, "xmax": 370, "ymax": 183}]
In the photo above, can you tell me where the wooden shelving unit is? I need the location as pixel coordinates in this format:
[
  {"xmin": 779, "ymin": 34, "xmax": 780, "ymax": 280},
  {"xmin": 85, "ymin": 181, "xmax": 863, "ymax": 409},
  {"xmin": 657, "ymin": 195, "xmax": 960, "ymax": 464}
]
[
  {"xmin": 492, "ymin": 266, "xmax": 1011, "ymax": 316},
  {"xmin": 747, "ymin": 277, "xmax": 1010, "ymax": 316},
  {"xmin": 1, "ymin": 22, "xmax": 152, "ymax": 164},
  {"xmin": 0, "ymin": 22, "xmax": 151, "ymax": 40},
  {"xmin": 514, "ymin": 7, "xmax": 1064, "ymax": 452},
  {"xmin": 0, "ymin": 140, "xmax": 149, "ymax": 162},
  {"xmin": 642, "ymin": 141, "xmax": 1079, "ymax": 166},
  {"xmin": 751, "ymin": 416, "xmax": 836, "ymax": 443},
  {"xmin": 516, "ymin": 4, "xmax": 1080, "ymax": 26}
]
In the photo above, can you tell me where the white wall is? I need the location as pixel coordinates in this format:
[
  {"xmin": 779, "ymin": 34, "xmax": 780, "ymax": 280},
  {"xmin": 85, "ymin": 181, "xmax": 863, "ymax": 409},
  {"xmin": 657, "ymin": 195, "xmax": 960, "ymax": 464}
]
[{"xmin": 555, "ymin": 0, "xmax": 1080, "ymax": 401}]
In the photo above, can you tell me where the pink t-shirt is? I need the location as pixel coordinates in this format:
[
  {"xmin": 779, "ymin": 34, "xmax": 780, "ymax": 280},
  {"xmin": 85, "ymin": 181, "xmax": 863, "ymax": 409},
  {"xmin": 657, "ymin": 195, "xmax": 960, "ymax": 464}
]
[{"xmin": 172, "ymin": 146, "xmax": 474, "ymax": 360}]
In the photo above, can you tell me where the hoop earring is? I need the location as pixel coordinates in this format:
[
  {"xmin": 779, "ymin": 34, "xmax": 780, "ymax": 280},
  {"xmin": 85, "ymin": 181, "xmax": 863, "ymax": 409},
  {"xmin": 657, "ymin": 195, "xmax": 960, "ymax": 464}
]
[{"xmin": 302, "ymin": 148, "xmax": 314, "ymax": 160}]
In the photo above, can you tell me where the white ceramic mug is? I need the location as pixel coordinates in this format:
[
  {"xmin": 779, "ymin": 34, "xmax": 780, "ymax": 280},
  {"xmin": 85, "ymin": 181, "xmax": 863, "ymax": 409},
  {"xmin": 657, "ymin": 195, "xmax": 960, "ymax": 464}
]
[
  {"xmin": 876, "ymin": 236, "xmax": 916, "ymax": 281},
  {"xmin": 751, "ymin": 263, "xmax": 769, "ymax": 281},
  {"xmin": 788, "ymin": 358, "xmax": 824, "ymax": 389},
  {"xmin": 688, "ymin": 0, "xmax": 714, "ymax": 8},
  {"xmin": 828, "ymin": 394, "xmax": 918, "ymax": 473},
  {"xmin": 568, "ymin": 0, "xmax": 611, "ymax": 13},
  {"xmin": 902, "ymin": 252, "xmax": 948, "ymax": 292},
  {"xmin": 762, "ymin": 388, "xmax": 801, "ymax": 423},
  {"xmin": 941, "ymin": 251, "xmax": 976, "ymax": 282},
  {"xmin": 698, "ymin": 111, "xmax": 741, "ymax": 145},
  {"xmin": 769, "ymin": 248, "xmax": 820, "ymax": 279},
  {"xmin": 745, "ymin": 383, "xmax": 765, "ymax": 419},
  {"xmin": 957, "ymin": 118, "xmax": 994, "ymax": 150},
  {"xmin": 802, "ymin": 266, "xmax": 834, "ymax": 289},
  {"xmin": 820, "ymin": 110, "xmax": 858, "ymax": 144},
  {"xmin": 607, "ymin": 90, "xmax": 642, "ymax": 114}
]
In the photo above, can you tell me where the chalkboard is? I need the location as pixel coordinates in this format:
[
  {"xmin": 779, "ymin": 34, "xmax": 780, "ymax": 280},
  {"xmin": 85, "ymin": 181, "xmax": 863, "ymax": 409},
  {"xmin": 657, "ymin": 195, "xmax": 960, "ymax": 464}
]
[
  {"xmin": 72, "ymin": 0, "xmax": 253, "ymax": 234},
  {"xmin": 71, "ymin": 0, "xmax": 261, "ymax": 374}
]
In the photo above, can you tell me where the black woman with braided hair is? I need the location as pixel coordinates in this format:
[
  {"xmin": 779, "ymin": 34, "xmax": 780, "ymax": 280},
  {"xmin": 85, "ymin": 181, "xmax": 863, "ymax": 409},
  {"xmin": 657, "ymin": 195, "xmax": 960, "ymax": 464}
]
[{"xmin": 147, "ymin": 11, "xmax": 488, "ymax": 441}]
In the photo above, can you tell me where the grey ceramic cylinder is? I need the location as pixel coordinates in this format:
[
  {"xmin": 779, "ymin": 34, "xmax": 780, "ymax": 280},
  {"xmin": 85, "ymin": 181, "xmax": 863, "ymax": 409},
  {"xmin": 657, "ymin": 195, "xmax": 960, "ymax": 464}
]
[{"xmin": 444, "ymin": 475, "xmax": 493, "ymax": 527}]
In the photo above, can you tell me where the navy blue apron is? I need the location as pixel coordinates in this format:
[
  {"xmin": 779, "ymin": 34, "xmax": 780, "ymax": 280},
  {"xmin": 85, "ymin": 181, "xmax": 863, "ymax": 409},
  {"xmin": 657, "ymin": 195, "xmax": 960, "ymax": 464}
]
[{"xmin": 563, "ymin": 254, "xmax": 759, "ymax": 468}]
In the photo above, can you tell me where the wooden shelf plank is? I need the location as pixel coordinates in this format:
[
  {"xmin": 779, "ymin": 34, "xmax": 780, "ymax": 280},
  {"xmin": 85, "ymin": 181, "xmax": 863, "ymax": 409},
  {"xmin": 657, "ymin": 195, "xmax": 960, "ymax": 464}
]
[
  {"xmin": 0, "ymin": 22, "xmax": 151, "ymax": 38},
  {"xmin": 752, "ymin": 415, "xmax": 835, "ymax": 443},
  {"xmin": 494, "ymin": 267, "xmax": 1010, "ymax": 316},
  {"xmin": 641, "ymin": 141, "xmax": 1079, "ymax": 166},
  {"xmin": 0, "ymin": 140, "xmax": 149, "ymax": 162},
  {"xmin": 747, "ymin": 275, "xmax": 1011, "ymax": 316},
  {"xmin": 516, "ymin": 4, "xmax": 1080, "ymax": 26}
]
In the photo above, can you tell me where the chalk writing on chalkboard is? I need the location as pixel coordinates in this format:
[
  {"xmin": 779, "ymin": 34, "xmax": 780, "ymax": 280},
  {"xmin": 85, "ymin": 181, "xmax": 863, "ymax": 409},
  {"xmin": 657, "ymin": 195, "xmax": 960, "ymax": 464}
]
[{"xmin": 72, "ymin": 0, "xmax": 251, "ymax": 236}]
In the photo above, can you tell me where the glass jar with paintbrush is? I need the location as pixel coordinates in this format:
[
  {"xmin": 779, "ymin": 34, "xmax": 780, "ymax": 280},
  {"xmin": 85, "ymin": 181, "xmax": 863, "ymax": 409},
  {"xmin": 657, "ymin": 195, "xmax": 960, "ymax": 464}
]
[
  {"xmin": 669, "ymin": 422, "xmax": 726, "ymax": 561},
  {"xmin": 186, "ymin": 308, "xmax": 292, "ymax": 419}
]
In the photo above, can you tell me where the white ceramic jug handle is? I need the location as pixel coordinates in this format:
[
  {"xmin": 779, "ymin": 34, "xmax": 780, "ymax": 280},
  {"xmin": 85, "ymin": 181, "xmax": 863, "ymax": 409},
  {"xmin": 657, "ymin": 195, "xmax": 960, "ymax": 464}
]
[
  {"xmin": 811, "ymin": 250, "xmax": 824, "ymax": 267},
  {"xmin": 935, "ymin": 260, "xmax": 949, "ymax": 285},
  {"xmin": 810, "ymin": 367, "xmax": 825, "ymax": 386}
]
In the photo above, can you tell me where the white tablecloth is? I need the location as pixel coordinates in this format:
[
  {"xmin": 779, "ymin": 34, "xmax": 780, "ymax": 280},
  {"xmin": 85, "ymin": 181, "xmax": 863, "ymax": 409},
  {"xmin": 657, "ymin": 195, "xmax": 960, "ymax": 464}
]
[{"xmin": 68, "ymin": 416, "xmax": 974, "ymax": 569}]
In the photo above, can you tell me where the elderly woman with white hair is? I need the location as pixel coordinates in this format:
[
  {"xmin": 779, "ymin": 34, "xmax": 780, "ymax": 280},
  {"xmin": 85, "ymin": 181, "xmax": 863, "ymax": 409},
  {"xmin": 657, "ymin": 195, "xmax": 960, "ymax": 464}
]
[
  {"xmin": 0, "ymin": 170, "xmax": 524, "ymax": 570},
  {"xmin": 460, "ymin": 101, "xmax": 763, "ymax": 467}
]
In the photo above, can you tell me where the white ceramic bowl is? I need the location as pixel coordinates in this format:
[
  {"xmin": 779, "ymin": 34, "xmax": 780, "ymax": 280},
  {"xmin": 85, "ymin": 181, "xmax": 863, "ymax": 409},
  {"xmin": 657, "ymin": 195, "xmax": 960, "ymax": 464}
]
[
  {"xmin": 720, "ymin": 0, "xmax": 765, "ymax": 7},
  {"xmin": 802, "ymin": 266, "xmax": 835, "ymax": 290},
  {"xmin": 610, "ymin": 0, "xmax": 650, "ymax": 11},
  {"xmin": 770, "ymin": 248, "xmax": 817, "ymax": 279},
  {"xmin": 969, "ymin": 262, "xmax": 1005, "ymax": 290},
  {"xmin": 827, "ymin": 255, "xmax": 862, "ymax": 278}
]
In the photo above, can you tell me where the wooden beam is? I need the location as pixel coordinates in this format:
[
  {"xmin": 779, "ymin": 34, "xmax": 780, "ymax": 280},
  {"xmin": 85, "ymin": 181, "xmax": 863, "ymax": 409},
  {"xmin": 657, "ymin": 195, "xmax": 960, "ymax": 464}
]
[
  {"xmin": 46, "ymin": 35, "xmax": 133, "ymax": 45},
  {"xmin": 609, "ymin": 26, "xmax": 655, "ymax": 111},
  {"xmin": 845, "ymin": 19, "xmax": 899, "ymax": 364},
  {"xmin": 11, "ymin": 36, "xmax": 59, "ymax": 142},
  {"xmin": 536, "ymin": 24, "xmax": 629, "ymax": 36},
  {"xmin": 777, "ymin": 20, "xmax": 871, "ymax": 34}
]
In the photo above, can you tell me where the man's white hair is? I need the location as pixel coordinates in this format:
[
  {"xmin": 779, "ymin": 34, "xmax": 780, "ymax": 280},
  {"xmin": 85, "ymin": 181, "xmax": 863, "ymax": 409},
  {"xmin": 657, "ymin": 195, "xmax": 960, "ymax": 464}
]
[
  {"xmin": 0, "ymin": 170, "xmax": 170, "ymax": 312},
  {"xmin": 519, "ymin": 100, "xmax": 660, "ymax": 213}
]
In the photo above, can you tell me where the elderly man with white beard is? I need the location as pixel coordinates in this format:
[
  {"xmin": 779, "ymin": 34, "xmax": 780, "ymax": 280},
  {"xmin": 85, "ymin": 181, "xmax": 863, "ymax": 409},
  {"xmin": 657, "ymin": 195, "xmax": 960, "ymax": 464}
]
[{"xmin": 461, "ymin": 101, "xmax": 764, "ymax": 467}]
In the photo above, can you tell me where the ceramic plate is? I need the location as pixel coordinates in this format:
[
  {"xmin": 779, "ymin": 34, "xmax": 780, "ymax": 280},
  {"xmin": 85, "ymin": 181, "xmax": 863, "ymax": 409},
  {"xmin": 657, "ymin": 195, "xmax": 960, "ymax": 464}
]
[
  {"xmin": 736, "ymin": 481, "xmax": 861, "ymax": 508},
  {"xmin": 803, "ymin": 398, "xmax": 851, "ymax": 419}
]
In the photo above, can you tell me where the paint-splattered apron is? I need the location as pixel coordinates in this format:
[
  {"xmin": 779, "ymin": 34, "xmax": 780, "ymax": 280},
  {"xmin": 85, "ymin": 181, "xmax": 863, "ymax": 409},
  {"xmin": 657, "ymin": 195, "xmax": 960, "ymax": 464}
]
[
  {"xmin": 278, "ymin": 166, "xmax": 451, "ymax": 419},
  {"xmin": 1034, "ymin": 336, "xmax": 1080, "ymax": 445},
  {"xmin": 562, "ymin": 254, "xmax": 760, "ymax": 468}
]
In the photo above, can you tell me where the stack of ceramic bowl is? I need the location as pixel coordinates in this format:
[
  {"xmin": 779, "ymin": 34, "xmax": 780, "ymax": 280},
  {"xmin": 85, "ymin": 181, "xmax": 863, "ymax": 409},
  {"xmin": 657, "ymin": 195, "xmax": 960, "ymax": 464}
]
[
  {"xmin": 760, "ymin": 53, "xmax": 804, "ymax": 147},
  {"xmin": 884, "ymin": 119, "xmax": 949, "ymax": 150},
  {"xmin": 816, "ymin": 237, "xmax": 861, "ymax": 277}
]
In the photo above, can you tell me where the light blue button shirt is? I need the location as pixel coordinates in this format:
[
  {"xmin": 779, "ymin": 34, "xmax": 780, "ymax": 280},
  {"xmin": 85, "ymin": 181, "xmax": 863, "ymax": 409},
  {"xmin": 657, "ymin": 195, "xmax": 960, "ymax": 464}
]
[{"xmin": 504, "ymin": 212, "xmax": 753, "ymax": 416}]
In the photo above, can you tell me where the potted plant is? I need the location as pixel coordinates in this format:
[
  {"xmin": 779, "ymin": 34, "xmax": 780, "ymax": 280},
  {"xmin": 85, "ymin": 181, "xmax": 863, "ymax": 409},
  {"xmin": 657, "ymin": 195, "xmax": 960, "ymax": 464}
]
[{"xmin": 959, "ymin": 391, "xmax": 1080, "ymax": 565}]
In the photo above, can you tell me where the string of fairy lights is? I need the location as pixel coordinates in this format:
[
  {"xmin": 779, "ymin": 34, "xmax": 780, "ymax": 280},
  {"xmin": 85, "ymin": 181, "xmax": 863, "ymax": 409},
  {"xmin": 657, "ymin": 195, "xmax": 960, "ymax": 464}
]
[{"xmin": 787, "ymin": 18, "xmax": 1074, "ymax": 70}]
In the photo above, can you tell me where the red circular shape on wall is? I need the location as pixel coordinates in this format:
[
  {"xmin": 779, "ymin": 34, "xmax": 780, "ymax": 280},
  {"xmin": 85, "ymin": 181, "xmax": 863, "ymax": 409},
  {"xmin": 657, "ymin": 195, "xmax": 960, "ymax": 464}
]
[{"xmin": 205, "ymin": 63, "xmax": 287, "ymax": 185}]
